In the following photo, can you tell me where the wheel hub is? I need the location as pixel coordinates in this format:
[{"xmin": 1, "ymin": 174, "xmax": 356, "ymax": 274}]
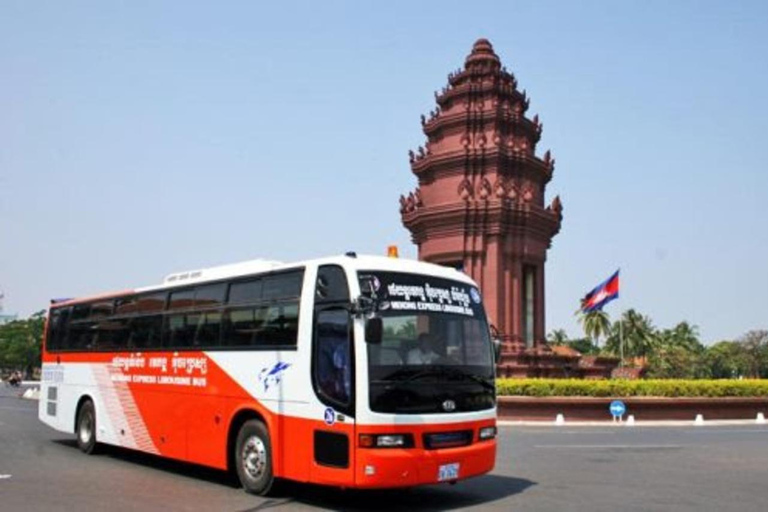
[
  {"xmin": 79, "ymin": 414, "xmax": 92, "ymax": 444},
  {"xmin": 242, "ymin": 436, "xmax": 267, "ymax": 480}
]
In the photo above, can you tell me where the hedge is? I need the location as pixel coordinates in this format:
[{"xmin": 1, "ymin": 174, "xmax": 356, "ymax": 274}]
[{"xmin": 496, "ymin": 379, "xmax": 768, "ymax": 398}]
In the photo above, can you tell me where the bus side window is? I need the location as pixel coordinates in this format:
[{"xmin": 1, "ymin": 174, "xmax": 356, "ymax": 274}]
[
  {"xmin": 194, "ymin": 310, "xmax": 222, "ymax": 347},
  {"xmin": 259, "ymin": 303, "xmax": 299, "ymax": 347},
  {"xmin": 164, "ymin": 313, "xmax": 198, "ymax": 348},
  {"xmin": 313, "ymin": 309, "xmax": 352, "ymax": 407},
  {"xmin": 55, "ymin": 307, "xmax": 72, "ymax": 351},
  {"xmin": 96, "ymin": 317, "xmax": 130, "ymax": 351},
  {"xmin": 222, "ymin": 307, "xmax": 263, "ymax": 347},
  {"xmin": 69, "ymin": 304, "xmax": 95, "ymax": 350},
  {"xmin": 130, "ymin": 315, "xmax": 163, "ymax": 349},
  {"xmin": 264, "ymin": 272, "xmax": 303, "ymax": 301},
  {"xmin": 47, "ymin": 309, "xmax": 64, "ymax": 351}
]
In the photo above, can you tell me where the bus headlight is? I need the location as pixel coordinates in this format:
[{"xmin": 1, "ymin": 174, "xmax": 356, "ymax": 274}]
[
  {"xmin": 377, "ymin": 435, "xmax": 406, "ymax": 447},
  {"xmin": 359, "ymin": 433, "xmax": 414, "ymax": 448},
  {"xmin": 478, "ymin": 426, "xmax": 497, "ymax": 440}
]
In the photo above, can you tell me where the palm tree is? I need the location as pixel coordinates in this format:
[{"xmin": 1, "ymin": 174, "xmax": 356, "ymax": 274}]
[
  {"xmin": 576, "ymin": 309, "xmax": 611, "ymax": 349},
  {"xmin": 608, "ymin": 309, "xmax": 657, "ymax": 360},
  {"xmin": 547, "ymin": 329, "xmax": 569, "ymax": 346},
  {"xmin": 668, "ymin": 321, "xmax": 702, "ymax": 353}
]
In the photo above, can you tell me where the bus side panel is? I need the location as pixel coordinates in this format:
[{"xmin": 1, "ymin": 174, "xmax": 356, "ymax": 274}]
[
  {"xmin": 205, "ymin": 350, "xmax": 313, "ymax": 479},
  {"xmin": 39, "ymin": 362, "xmax": 123, "ymax": 449},
  {"xmin": 129, "ymin": 388, "xmax": 187, "ymax": 460}
]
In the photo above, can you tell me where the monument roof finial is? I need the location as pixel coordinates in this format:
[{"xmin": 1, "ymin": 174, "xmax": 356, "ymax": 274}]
[
  {"xmin": 465, "ymin": 38, "xmax": 500, "ymax": 66},
  {"xmin": 473, "ymin": 38, "xmax": 494, "ymax": 52}
]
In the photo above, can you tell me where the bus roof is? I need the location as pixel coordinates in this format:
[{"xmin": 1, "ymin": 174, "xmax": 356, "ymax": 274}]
[{"xmin": 50, "ymin": 254, "xmax": 476, "ymax": 308}]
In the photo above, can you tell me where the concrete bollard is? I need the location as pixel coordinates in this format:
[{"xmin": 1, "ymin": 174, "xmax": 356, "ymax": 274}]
[
  {"xmin": 626, "ymin": 414, "xmax": 636, "ymax": 426},
  {"xmin": 21, "ymin": 388, "xmax": 40, "ymax": 400},
  {"xmin": 554, "ymin": 413, "xmax": 565, "ymax": 426},
  {"xmin": 756, "ymin": 412, "xmax": 766, "ymax": 425},
  {"xmin": 694, "ymin": 414, "xmax": 705, "ymax": 426}
]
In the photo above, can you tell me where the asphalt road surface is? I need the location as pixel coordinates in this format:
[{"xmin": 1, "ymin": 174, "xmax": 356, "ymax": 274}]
[{"xmin": 2, "ymin": 385, "xmax": 768, "ymax": 511}]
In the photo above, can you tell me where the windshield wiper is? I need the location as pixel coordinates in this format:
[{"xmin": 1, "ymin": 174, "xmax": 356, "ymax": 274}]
[{"xmin": 383, "ymin": 366, "xmax": 495, "ymax": 391}]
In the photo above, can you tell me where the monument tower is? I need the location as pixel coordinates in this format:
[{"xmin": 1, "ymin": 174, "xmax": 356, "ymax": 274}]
[{"xmin": 400, "ymin": 39, "xmax": 568, "ymax": 376}]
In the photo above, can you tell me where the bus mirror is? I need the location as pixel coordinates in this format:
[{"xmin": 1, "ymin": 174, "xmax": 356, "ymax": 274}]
[
  {"xmin": 360, "ymin": 277, "xmax": 375, "ymax": 295},
  {"xmin": 490, "ymin": 325, "xmax": 502, "ymax": 363},
  {"xmin": 493, "ymin": 338, "xmax": 503, "ymax": 363},
  {"xmin": 365, "ymin": 317, "xmax": 383, "ymax": 345}
]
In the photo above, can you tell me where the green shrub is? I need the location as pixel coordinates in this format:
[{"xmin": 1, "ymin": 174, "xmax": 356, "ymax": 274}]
[{"xmin": 495, "ymin": 379, "xmax": 768, "ymax": 397}]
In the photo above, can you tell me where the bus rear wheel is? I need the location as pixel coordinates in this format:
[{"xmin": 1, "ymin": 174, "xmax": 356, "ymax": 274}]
[
  {"xmin": 76, "ymin": 400, "xmax": 98, "ymax": 454},
  {"xmin": 235, "ymin": 419, "xmax": 275, "ymax": 496}
]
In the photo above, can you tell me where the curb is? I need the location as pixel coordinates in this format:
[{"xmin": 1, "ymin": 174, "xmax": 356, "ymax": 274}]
[{"xmin": 498, "ymin": 418, "xmax": 768, "ymax": 427}]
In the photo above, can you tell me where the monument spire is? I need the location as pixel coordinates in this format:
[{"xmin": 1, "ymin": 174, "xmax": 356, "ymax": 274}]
[{"xmin": 401, "ymin": 39, "xmax": 576, "ymax": 377}]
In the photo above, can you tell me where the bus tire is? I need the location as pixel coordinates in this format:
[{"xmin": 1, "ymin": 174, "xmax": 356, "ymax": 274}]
[
  {"xmin": 76, "ymin": 400, "xmax": 98, "ymax": 454},
  {"xmin": 235, "ymin": 419, "xmax": 275, "ymax": 496}
]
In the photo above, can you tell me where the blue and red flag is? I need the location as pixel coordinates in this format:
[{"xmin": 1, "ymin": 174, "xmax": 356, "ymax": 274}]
[{"xmin": 581, "ymin": 270, "xmax": 620, "ymax": 313}]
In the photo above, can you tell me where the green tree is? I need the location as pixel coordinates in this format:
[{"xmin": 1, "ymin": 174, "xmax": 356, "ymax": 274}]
[
  {"xmin": 567, "ymin": 337, "xmax": 601, "ymax": 356},
  {"xmin": 604, "ymin": 309, "xmax": 658, "ymax": 360},
  {"xmin": 663, "ymin": 322, "xmax": 702, "ymax": 351},
  {"xmin": 576, "ymin": 309, "xmax": 611, "ymax": 348},
  {"xmin": 646, "ymin": 321, "xmax": 706, "ymax": 378},
  {"xmin": 704, "ymin": 340, "xmax": 750, "ymax": 379},
  {"xmin": 738, "ymin": 330, "xmax": 768, "ymax": 378},
  {"xmin": 547, "ymin": 329, "xmax": 569, "ymax": 346},
  {"xmin": 0, "ymin": 310, "xmax": 46, "ymax": 377}
]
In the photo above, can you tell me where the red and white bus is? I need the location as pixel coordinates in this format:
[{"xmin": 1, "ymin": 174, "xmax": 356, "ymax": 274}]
[{"xmin": 39, "ymin": 254, "xmax": 497, "ymax": 494}]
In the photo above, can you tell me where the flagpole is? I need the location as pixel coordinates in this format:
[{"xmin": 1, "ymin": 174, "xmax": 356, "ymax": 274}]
[{"xmin": 620, "ymin": 313, "xmax": 624, "ymax": 367}]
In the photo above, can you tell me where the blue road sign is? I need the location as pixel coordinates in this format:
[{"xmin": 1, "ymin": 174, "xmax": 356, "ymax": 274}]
[{"xmin": 609, "ymin": 400, "xmax": 626, "ymax": 418}]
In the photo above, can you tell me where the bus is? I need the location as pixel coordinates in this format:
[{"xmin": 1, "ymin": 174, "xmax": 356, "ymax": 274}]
[{"xmin": 39, "ymin": 254, "xmax": 498, "ymax": 494}]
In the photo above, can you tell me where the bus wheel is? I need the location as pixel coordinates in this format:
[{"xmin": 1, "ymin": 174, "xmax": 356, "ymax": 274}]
[
  {"xmin": 76, "ymin": 400, "xmax": 98, "ymax": 454},
  {"xmin": 235, "ymin": 420, "xmax": 274, "ymax": 495}
]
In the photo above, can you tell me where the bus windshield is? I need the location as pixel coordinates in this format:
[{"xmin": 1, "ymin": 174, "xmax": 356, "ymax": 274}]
[{"xmin": 358, "ymin": 271, "xmax": 495, "ymax": 414}]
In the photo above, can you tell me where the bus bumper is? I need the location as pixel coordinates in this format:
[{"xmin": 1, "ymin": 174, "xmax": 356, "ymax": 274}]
[{"xmin": 354, "ymin": 439, "xmax": 496, "ymax": 489}]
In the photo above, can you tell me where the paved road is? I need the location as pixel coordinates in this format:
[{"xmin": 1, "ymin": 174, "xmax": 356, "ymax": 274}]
[{"xmin": 2, "ymin": 386, "xmax": 768, "ymax": 511}]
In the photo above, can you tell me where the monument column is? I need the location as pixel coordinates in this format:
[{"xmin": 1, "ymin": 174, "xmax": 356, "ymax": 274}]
[{"xmin": 535, "ymin": 261, "xmax": 546, "ymax": 345}]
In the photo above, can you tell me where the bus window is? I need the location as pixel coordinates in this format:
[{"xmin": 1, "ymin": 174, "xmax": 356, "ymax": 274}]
[
  {"xmin": 69, "ymin": 321, "xmax": 96, "ymax": 350},
  {"xmin": 96, "ymin": 317, "xmax": 130, "ymax": 350},
  {"xmin": 129, "ymin": 315, "xmax": 163, "ymax": 349},
  {"xmin": 164, "ymin": 313, "xmax": 199, "ymax": 348},
  {"xmin": 263, "ymin": 271, "xmax": 303, "ymax": 301},
  {"xmin": 194, "ymin": 283, "xmax": 227, "ymax": 308},
  {"xmin": 195, "ymin": 310, "xmax": 222, "ymax": 347},
  {"xmin": 315, "ymin": 266, "xmax": 349, "ymax": 302},
  {"xmin": 229, "ymin": 279, "xmax": 263, "ymax": 305},
  {"xmin": 89, "ymin": 300, "xmax": 114, "ymax": 319},
  {"xmin": 313, "ymin": 309, "xmax": 352, "ymax": 407},
  {"xmin": 115, "ymin": 296, "xmax": 138, "ymax": 315},
  {"xmin": 222, "ymin": 307, "xmax": 267, "ymax": 347},
  {"xmin": 169, "ymin": 289, "xmax": 194, "ymax": 310},
  {"xmin": 259, "ymin": 304, "xmax": 299, "ymax": 347},
  {"xmin": 136, "ymin": 293, "xmax": 167, "ymax": 313},
  {"xmin": 47, "ymin": 307, "xmax": 71, "ymax": 352}
]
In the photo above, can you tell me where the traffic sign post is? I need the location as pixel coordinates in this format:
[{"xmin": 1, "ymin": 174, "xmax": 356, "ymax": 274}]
[{"xmin": 609, "ymin": 400, "xmax": 626, "ymax": 423}]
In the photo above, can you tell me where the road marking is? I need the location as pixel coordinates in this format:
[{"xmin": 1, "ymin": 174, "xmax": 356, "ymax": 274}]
[
  {"xmin": 0, "ymin": 405, "xmax": 35, "ymax": 412},
  {"xmin": 685, "ymin": 429, "xmax": 768, "ymax": 434},
  {"xmin": 0, "ymin": 475, "xmax": 11, "ymax": 480},
  {"xmin": 510, "ymin": 429, "xmax": 619, "ymax": 435},
  {"xmin": 535, "ymin": 444, "xmax": 683, "ymax": 449}
]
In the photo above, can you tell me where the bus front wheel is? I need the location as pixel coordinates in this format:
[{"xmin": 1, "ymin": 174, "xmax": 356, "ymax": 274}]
[
  {"xmin": 235, "ymin": 420, "xmax": 275, "ymax": 495},
  {"xmin": 76, "ymin": 400, "xmax": 97, "ymax": 454}
]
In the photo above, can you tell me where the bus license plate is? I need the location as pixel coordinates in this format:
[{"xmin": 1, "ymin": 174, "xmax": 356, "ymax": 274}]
[{"xmin": 438, "ymin": 463, "xmax": 460, "ymax": 481}]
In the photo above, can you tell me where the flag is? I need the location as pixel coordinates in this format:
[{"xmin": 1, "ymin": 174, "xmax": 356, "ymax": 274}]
[{"xmin": 581, "ymin": 270, "xmax": 619, "ymax": 313}]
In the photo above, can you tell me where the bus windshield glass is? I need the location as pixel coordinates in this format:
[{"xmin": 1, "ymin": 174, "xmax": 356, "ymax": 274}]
[{"xmin": 358, "ymin": 271, "xmax": 495, "ymax": 414}]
